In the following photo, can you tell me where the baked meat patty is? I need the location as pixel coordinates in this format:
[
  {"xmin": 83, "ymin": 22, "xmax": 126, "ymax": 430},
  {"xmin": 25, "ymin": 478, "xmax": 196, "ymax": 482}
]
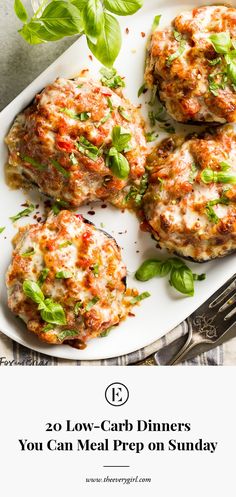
[
  {"xmin": 6, "ymin": 77, "xmax": 147, "ymax": 208},
  {"xmin": 145, "ymin": 5, "xmax": 236, "ymax": 123},
  {"xmin": 143, "ymin": 126, "xmax": 236, "ymax": 262},
  {"xmin": 6, "ymin": 210, "xmax": 137, "ymax": 347}
]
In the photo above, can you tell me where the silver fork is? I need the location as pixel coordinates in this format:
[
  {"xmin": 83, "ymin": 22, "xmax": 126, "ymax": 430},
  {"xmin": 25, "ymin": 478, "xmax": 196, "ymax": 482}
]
[{"xmin": 135, "ymin": 274, "xmax": 236, "ymax": 366}]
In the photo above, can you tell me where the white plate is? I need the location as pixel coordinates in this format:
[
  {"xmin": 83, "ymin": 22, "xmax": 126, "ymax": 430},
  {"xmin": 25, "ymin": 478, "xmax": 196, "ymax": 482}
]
[{"xmin": 0, "ymin": 0, "xmax": 236, "ymax": 360}]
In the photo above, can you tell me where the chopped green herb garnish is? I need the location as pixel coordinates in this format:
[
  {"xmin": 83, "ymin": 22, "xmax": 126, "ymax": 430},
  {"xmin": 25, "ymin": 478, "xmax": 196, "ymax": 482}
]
[
  {"xmin": 208, "ymin": 57, "xmax": 222, "ymax": 66},
  {"xmin": 37, "ymin": 268, "xmax": 49, "ymax": 286},
  {"xmin": 100, "ymin": 67, "xmax": 125, "ymax": 89},
  {"xmin": 51, "ymin": 160, "xmax": 70, "ymax": 178},
  {"xmin": 189, "ymin": 163, "xmax": 198, "ymax": 184},
  {"xmin": 205, "ymin": 195, "xmax": 230, "ymax": 224},
  {"xmin": 145, "ymin": 132, "xmax": 158, "ymax": 142},
  {"xmin": 92, "ymin": 263, "xmax": 99, "ymax": 276},
  {"xmin": 60, "ymin": 108, "xmax": 91, "ymax": 121},
  {"xmin": 148, "ymin": 111, "xmax": 156, "ymax": 127},
  {"xmin": 55, "ymin": 270, "xmax": 72, "ymax": 279},
  {"xmin": 107, "ymin": 97, "xmax": 114, "ymax": 111},
  {"xmin": 126, "ymin": 173, "xmax": 148, "ymax": 205},
  {"xmin": 70, "ymin": 153, "xmax": 78, "ymax": 165},
  {"xmin": 118, "ymin": 106, "xmax": 131, "ymax": 121},
  {"xmin": 57, "ymin": 330, "xmax": 78, "ymax": 341},
  {"xmin": 85, "ymin": 297, "xmax": 100, "ymax": 311},
  {"xmin": 130, "ymin": 292, "xmax": 151, "ymax": 304},
  {"xmin": 22, "ymin": 155, "xmax": 47, "ymax": 171},
  {"xmin": 193, "ymin": 273, "xmax": 206, "ymax": 281},
  {"xmin": 51, "ymin": 199, "xmax": 69, "ymax": 215},
  {"xmin": 0, "ymin": 227, "xmax": 5, "ymax": 234},
  {"xmin": 74, "ymin": 301, "xmax": 83, "ymax": 316},
  {"xmin": 76, "ymin": 137, "xmax": 100, "ymax": 161},
  {"xmin": 59, "ymin": 241, "xmax": 73, "ymax": 249},
  {"xmin": 167, "ymin": 32, "xmax": 186, "ymax": 66},
  {"xmin": 152, "ymin": 14, "xmax": 161, "ymax": 32},
  {"xmin": 137, "ymin": 83, "xmax": 146, "ymax": 97},
  {"xmin": 21, "ymin": 247, "xmax": 35, "ymax": 257},
  {"xmin": 10, "ymin": 204, "xmax": 35, "ymax": 222},
  {"xmin": 100, "ymin": 327, "xmax": 113, "ymax": 337}
]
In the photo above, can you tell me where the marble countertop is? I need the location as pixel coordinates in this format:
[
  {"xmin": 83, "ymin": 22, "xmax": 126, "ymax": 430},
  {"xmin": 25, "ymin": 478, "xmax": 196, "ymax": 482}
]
[{"xmin": 0, "ymin": 0, "xmax": 74, "ymax": 110}]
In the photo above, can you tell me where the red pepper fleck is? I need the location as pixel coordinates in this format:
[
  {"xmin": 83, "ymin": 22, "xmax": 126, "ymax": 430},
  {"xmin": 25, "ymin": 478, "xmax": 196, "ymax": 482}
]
[
  {"xmin": 125, "ymin": 27, "xmax": 129, "ymax": 34},
  {"xmin": 141, "ymin": 32, "xmax": 146, "ymax": 38},
  {"xmin": 89, "ymin": 55, "xmax": 93, "ymax": 61},
  {"xmin": 57, "ymin": 139, "xmax": 73, "ymax": 152}
]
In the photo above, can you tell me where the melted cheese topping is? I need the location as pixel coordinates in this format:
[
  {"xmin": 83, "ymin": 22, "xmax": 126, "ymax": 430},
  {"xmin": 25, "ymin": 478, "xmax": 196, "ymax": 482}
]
[
  {"xmin": 6, "ymin": 211, "xmax": 136, "ymax": 346},
  {"xmin": 143, "ymin": 126, "xmax": 236, "ymax": 261},
  {"xmin": 5, "ymin": 77, "xmax": 147, "ymax": 208},
  {"xmin": 145, "ymin": 5, "xmax": 236, "ymax": 123}
]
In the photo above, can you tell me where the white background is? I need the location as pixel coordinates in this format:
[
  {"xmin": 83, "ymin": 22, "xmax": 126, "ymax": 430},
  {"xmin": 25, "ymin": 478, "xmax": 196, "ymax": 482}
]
[{"xmin": 0, "ymin": 367, "xmax": 235, "ymax": 496}]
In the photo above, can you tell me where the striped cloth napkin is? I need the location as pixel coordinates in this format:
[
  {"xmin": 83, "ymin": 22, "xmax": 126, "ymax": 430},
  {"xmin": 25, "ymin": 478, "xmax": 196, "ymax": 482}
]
[{"xmin": 0, "ymin": 319, "xmax": 225, "ymax": 366}]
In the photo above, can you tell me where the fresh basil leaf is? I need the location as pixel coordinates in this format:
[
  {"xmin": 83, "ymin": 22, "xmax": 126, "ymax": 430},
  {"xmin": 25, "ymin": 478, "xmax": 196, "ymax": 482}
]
[
  {"xmin": 170, "ymin": 267, "xmax": 194, "ymax": 296},
  {"xmin": 10, "ymin": 204, "xmax": 35, "ymax": 222},
  {"xmin": 82, "ymin": 0, "xmax": 104, "ymax": 38},
  {"xmin": 166, "ymin": 38, "xmax": 186, "ymax": 66},
  {"xmin": 152, "ymin": 14, "xmax": 161, "ymax": 31},
  {"xmin": 130, "ymin": 291, "xmax": 150, "ymax": 304},
  {"xmin": 23, "ymin": 280, "xmax": 45, "ymax": 305},
  {"xmin": 111, "ymin": 125, "xmax": 131, "ymax": 151},
  {"xmin": 55, "ymin": 270, "xmax": 72, "ymax": 279},
  {"xmin": 57, "ymin": 329, "xmax": 78, "ymax": 341},
  {"xmin": 41, "ymin": 298, "xmax": 67, "ymax": 325},
  {"xmin": 220, "ymin": 161, "xmax": 231, "ymax": 171},
  {"xmin": 209, "ymin": 32, "xmax": 231, "ymax": 54},
  {"xmin": 40, "ymin": 1, "xmax": 83, "ymax": 37},
  {"xmin": 71, "ymin": 0, "xmax": 87, "ymax": 10},
  {"xmin": 51, "ymin": 159, "xmax": 70, "ymax": 178},
  {"xmin": 201, "ymin": 168, "xmax": 236, "ymax": 184},
  {"xmin": 107, "ymin": 147, "xmax": 130, "ymax": 178},
  {"xmin": 87, "ymin": 13, "xmax": 121, "ymax": 67},
  {"xmin": 85, "ymin": 297, "xmax": 100, "ymax": 311},
  {"xmin": 21, "ymin": 247, "xmax": 35, "ymax": 257},
  {"xmin": 135, "ymin": 259, "xmax": 171, "ymax": 281},
  {"xmin": 14, "ymin": 0, "xmax": 28, "ymax": 23},
  {"xmin": 104, "ymin": 0, "xmax": 143, "ymax": 16},
  {"xmin": 43, "ymin": 323, "xmax": 54, "ymax": 332},
  {"xmin": 37, "ymin": 268, "xmax": 49, "ymax": 286},
  {"xmin": 0, "ymin": 227, "xmax": 5, "ymax": 234},
  {"xmin": 22, "ymin": 155, "xmax": 47, "ymax": 171},
  {"xmin": 19, "ymin": 23, "xmax": 49, "ymax": 44}
]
